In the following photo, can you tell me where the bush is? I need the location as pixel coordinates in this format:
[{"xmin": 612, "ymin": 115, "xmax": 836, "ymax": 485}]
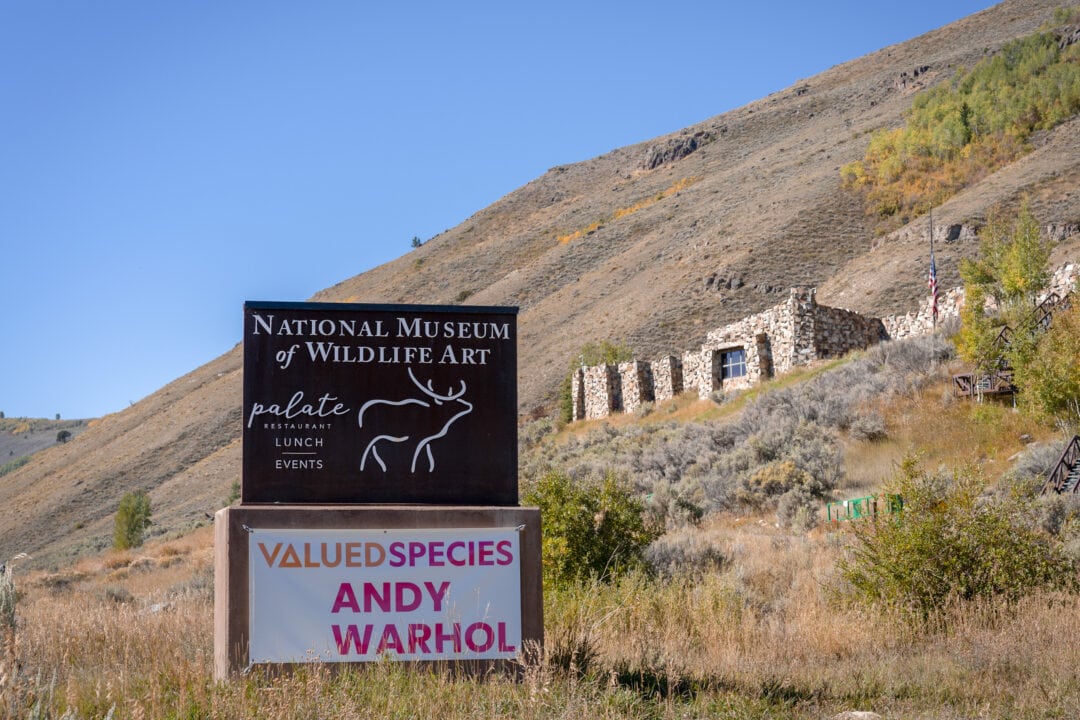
[
  {"xmin": 113, "ymin": 491, "xmax": 152, "ymax": 551},
  {"xmin": 737, "ymin": 460, "xmax": 815, "ymax": 509},
  {"xmin": 1014, "ymin": 302, "xmax": 1080, "ymax": 429},
  {"xmin": 522, "ymin": 469, "xmax": 661, "ymax": 589},
  {"xmin": 775, "ymin": 486, "xmax": 820, "ymax": 531},
  {"xmin": 645, "ymin": 528, "xmax": 728, "ymax": 578},
  {"xmin": 849, "ymin": 412, "xmax": 887, "ymax": 441},
  {"xmin": 837, "ymin": 457, "xmax": 1077, "ymax": 622}
]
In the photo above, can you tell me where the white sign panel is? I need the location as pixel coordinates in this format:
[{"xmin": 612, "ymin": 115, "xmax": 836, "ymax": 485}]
[{"xmin": 249, "ymin": 527, "xmax": 522, "ymax": 663}]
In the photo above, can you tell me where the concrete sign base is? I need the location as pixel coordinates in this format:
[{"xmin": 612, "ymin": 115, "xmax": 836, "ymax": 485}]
[{"xmin": 214, "ymin": 505, "xmax": 542, "ymax": 679}]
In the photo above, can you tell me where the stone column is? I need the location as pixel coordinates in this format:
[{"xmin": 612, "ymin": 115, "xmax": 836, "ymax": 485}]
[
  {"xmin": 570, "ymin": 367, "xmax": 585, "ymax": 421},
  {"xmin": 652, "ymin": 355, "xmax": 683, "ymax": 402},
  {"xmin": 618, "ymin": 360, "xmax": 655, "ymax": 413},
  {"xmin": 583, "ymin": 365, "xmax": 620, "ymax": 419}
]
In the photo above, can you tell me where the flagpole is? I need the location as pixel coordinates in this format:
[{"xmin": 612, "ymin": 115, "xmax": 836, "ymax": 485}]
[{"xmin": 929, "ymin": 209, "xmax": 937, "ymax": 332}]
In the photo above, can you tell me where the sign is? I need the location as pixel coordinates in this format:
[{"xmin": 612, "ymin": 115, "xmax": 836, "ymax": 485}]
[
  {"xmin": 248, "ymin": 527, "xmax": 522, "ymax": 663},
  {"xmin": 242, "ymin": 302, "xmax": 518, "ymax": 504}
]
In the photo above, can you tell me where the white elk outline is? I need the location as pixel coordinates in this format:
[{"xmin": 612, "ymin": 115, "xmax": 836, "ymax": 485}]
[{"xmin": 357, "ymin": 367, "xmax": 474, "ymax": 473}]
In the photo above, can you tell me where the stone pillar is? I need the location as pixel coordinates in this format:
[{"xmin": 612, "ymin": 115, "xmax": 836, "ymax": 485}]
[
  {"xmin": 652, "ymin": 355, "xmax": 683, "ymax": 402},
  {"xmin": 789, "ymin": 287, "xmax": 818, "ymax": 368},
  {"xmin": 752, "ymin": 332, "xmax": 772, "ymax": 382},
  {"xmin": 618, "ymin": 360, "xmax": 654, "ymax": 413},
  {"xmin": 681, "ymin": 350, "xmax": 703, "ymax": 398},
  {"xmin": 689, "ymin": 349, "xmax": 721, "ymax": 399},
  {"xmin": 570, "ymin": 367, "xmax": 585, "ymax": 421},
  {"xmin": 583, "ymin": 365, "xmax": 620, "ymax": 419}
]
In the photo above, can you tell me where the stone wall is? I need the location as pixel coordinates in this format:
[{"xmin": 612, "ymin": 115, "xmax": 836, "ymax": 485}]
[
  {"xmin": 880, "ymin": 286, "xmax": 965, "ymax": 340},
  {"xmin": 705, "ymin": 287, "xmax": 883, "ymax": 374},
  {"xmin": 570, "ymin": 368, "xmax": 585, "ymax": 421},
  {"xmin": 681, "ymin": 349, "xmax": 710, "ymax": 399},
  {"xmin": 879, "ymin": 262, "xmax": 1077, "ymax": 340},
  {"xmin": 813, "ymin": 302, "xmax": 888, "ymax": 358},
  {"xmin": 571, "ymin": 261, "xmax": 1077, "ymax": 421},
  {"xmin": 706, "ymin": 289, "xmax": 801, "ymax": 373}
]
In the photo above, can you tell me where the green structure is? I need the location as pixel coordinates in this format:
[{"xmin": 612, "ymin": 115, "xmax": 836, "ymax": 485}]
[{"xmin": 827, "ymin": 494, "xmax": 903, "ymax": 523}]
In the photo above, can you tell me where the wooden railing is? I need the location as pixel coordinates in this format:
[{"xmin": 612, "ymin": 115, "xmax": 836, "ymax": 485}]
[
  {"xmin": 996, "ymin": 291, "xmax": 1072, "ymax": 353},
  {"xmin": 954, "ymin": 291, "xmax": 1070, "ymax": 400},
  {"xmin": 1042, "ymin": 435, "xmax": 1080, "ymax": 495},
  {"xmin": 952, "ymin": 370, "xmax": 1016, "ymax": 397}
]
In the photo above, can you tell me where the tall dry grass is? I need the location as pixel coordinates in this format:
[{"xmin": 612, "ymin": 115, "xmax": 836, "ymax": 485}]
[{"xmin": 3, "ymin": 520, "xmax": 1078, "ymax": 719}]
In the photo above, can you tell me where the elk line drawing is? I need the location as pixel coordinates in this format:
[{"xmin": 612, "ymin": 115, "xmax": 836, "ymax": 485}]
[{"xmin": 357, "ymin": 367, "xmax": 474, "ymax": 473}]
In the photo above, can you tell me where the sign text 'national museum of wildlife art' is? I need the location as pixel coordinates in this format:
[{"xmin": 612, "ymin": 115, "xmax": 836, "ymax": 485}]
[{"xmin": 241, "ymin": 302, "xmax": 519, "ymax": 505}]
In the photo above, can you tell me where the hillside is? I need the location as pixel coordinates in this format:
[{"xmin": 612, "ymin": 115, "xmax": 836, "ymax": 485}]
[
  {"xmin": 0, "ymin": 418, "xmax": 90, "ymax": 471},
  {"xmin": 2, "ymin": 0, "xmax": 1078, "ymax": 570}
]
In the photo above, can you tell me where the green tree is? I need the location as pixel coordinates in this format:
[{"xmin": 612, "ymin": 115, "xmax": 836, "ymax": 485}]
[
  {"xmin": 523, "ymin": 469, "xmax": 660, "ymax": 589},
  {"xmin": 955, "ymin": 200, "xmax": 1051, "ymax": 374},
  {"xmin": 837, "ymin": 457, "xmax": 1076, "ymax": 623},
  {"xmin": 557, "ymin": 340, "xmax": 634, "ymax": 425},
  {"xmin": 113, "ymin": 490, "xmax": 152, "ymax": 550},
  {"xmin": 1013, "ymin": 301, "xmax": 1080, "ymax": 429},
  {"xmin": 410, "ymin": 236, "xmax": 423, "ymax": 249}
]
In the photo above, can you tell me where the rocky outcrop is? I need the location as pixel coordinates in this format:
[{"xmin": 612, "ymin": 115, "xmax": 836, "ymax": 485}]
[{"xmin": 642, "ymin": 130, "xmax": 716, "ymax": 170}]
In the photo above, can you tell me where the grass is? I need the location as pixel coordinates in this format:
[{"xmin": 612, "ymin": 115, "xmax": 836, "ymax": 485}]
[
  {"xmin": 4, "ymin": 336, "xmax": 1078, "ymax": 718},
  {"xmin": 3, "ymin": 522, "xmax": 1079, "ymax": 719}
]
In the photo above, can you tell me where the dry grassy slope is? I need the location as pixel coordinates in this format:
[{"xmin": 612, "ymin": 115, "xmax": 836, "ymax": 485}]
[
  {"xmin": 0, "ymin": 348, "xmax": 243, "ymax": 569},
  {"xmin": 2, "ymin": 0, "xmax": 1076, "ymax": 569}
]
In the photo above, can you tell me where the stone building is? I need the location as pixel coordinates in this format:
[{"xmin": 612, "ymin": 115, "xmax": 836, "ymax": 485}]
[
  {"xmin": 573, "ymin": 287, "xmax": 886, "ymax": 420},
  {"xmin": 571, "ymin": 262, "xmax": 1078, "ymax": 421}
]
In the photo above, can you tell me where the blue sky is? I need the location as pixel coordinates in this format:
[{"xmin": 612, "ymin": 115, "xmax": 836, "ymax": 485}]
[{"xmin": 0, "ymin": 1, "xmax": 996, "ymax": 420}]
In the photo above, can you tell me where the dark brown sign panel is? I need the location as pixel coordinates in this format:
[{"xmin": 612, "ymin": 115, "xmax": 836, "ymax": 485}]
[{"xmin": 242, "ymin": 302, "xmax": 518, "ymax": 504}]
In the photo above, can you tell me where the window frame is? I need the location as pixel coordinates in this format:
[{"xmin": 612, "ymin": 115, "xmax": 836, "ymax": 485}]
[{"xmin": 720, "ymin": 347, "xmax": 747, "ymax": 380}]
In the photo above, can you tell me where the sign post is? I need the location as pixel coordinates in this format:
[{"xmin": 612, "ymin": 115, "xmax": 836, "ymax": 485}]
[{"xmin": 214, "ymin": 302, "xmax": 541, "ymax": 678}]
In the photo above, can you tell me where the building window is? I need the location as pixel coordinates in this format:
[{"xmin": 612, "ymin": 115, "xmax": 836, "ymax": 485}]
[{"xmin": 721, "ymin": 348, "xmax": 747, "ymax": 380}]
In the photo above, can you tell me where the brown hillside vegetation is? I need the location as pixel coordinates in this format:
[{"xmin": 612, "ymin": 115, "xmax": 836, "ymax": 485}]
[{"xmin": 1, "ymin": 0, "xmax": 1078, "ymax": 570}]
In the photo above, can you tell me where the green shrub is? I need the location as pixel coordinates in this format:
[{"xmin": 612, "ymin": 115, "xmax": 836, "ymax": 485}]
[
  {"xmin": 226, "ymin": 481, "xmax": 241, "ymax": 506},
  {"xmin": 0, "ymin": 455, "xmax": 30, "ymax": 477},
  {"xmin": 837, "ymin": 457, "xmax": 1077, "ymax": 623},
  {"xmin": 113, "ymin": 490, "xmax": 152, "ymax": 551},
  {"xmin": 523, "ymin": 470, "xmax": 661, "ymax": 589}
]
